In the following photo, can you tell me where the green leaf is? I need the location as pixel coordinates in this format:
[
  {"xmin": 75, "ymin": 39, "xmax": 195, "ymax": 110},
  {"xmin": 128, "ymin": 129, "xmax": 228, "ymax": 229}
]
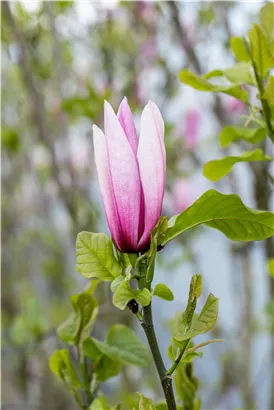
[
  {"xmin": 174, "ymin": 293, "xmax": 218, "ymax": 343},
  {"xmin": 137, "ymin": 393, "xmax": 156, "ymax": 410},
  {"xmin": 180, "ymin": 351, "xmax": 203, "ymax": 363},
  {"xmin": 89, "ymin": 397, "xmax": 111, "ymax": 410},
  {"xmin": 89, "ymin": 324, "xmax": 150, "ymax": 367},
  {"xmin": 113, "ymin": 282, "xmax": 151, "ymax": 310},
  {"xmin": 76, "ymin": 232, "xmax": 122, "ymax": 281},
  {"xmin": 179, "ymin": 69, "xmax": 249, "ymax": 103},
  {"xmin": 204, "ymin": 62, "xmax": 255, "ymax": 85},
  {"xmin": 145, "ymin": 216, "xmax": 168, "ymax": 283},
  {"xmin": 162, "ymin": 189, "xmax": 274, "ymax": 244},
  {"xmin": 249, "ymin": 24, "xmax": 274, "ymax": 78},
  {"xmin": 57, "ymin": 282, "xmax": 98, "ymax": 345},
  {"xmin": 174, "ymin": 362, "xmax": 199, "ymax": 406},
  {"xmin": 181, "ymin": 275, "xmax": 202, "ymax": 331},
  {"xmin": 263, "ymin": 76, "xmax": 274, "ymax": 106},
  {"xmin": 49, "ymin": 349, "xmax": 81, "ymax": 390},
  {"xmin": 260, "ymin": 2, "xmax": 274, "ymax": 51},
  {"xmin": 203, "ymin": 149, "xmax": 273, "ymax": 181},
  {"xmin": 230, "ymin": 36, "xmax": 250, "ymax": 62},
  {"xmin": 110, "ymin": 274, "xmax": 130, "ymax": 293},
  {"xmin": 153, "ymin": 284, "xmax": 174, "ymax": 301},
  {"xmin": 267, "ymin": 258, "xmax": 274, "ymax": 278},
  {"xmin": 219, "ymin": 125, "xmax": 267, "ymax": 147},
  {"xmin": 83, "ymin": 338, "xmax": 121, "ymax": 381}
]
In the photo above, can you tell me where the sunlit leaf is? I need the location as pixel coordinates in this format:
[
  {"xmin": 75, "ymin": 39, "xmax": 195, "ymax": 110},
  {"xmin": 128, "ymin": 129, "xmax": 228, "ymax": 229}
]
[
  {"xmin": 263, "ymin": 76, "xmax": 274, "ymax": 107},
  {"xmin": 174, "ymin": 362, "xmax": 199, "ymax": 407},
  {"xmin": 162, "ymin": 190, "xmax": 274, "ymax": 244},
  {"xmin": 83, "ymin": 338, "xmax": 121, "ymax": 382},
  {"xmin": 203, "ymin": 149, "xmax": 273, "ymax": 181},
  {"xmin": 153, "ymin": 283, "xmax": 174, "ymax": 301},
  {"xmin": 181, "ymin": 275, "xmax": 202, "ymax": 331},
  {"xmin": 57, "ymin": 282, "xmax": 98, "ymax": 345},
  {"xmin": 145, "ymin": 216, "xmax": 168, "ymax": 283},
  {"xmin": 113, "ymin": 282, "xmax": 151, "ymax": 310},
  {"xmin": 230, "ymin": 36, "xmax": 250, "ymax": 62},
  {"xmin": 219, "ymin": 125, "xmax": 267, "ymax": 147},
  {"xmin": 249, "ymin": 24, "xmax": 274, "ymax": 78},
  {"xmin": 137, "ymin": 393, "xmax": 156, "ymax": 410},
  {"xmin": 179, "ymin": 70, "xmax": 249, "ymax": 103},
  {"xmin": 49, "ymin": 349, "xmax": 81, "ymax": 390},
  {"xmin": 87, "ymin": 325, "xmax": 150, "ymax": 367},
  {"xmin": 76, "ymin": 232, "xmax": 122, "ymax": 281},
  {"xmin": 89, "ymin": 397, "xmax": 111, "ymax": 410},
  {"xmin": 204, "ymin": 62, "xmax": 255, "ymax": 85},
  {"xmin": 260, "ymin": 2, "xmax": 274, "ymax": 52},
  {"xmin": 174, "ymin": 293, "xmax": 218, "ymax": 343}
]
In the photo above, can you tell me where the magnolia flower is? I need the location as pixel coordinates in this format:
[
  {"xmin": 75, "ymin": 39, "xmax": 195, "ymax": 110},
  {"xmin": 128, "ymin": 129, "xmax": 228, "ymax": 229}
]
[{"xmin": 93, "ymin": 98, "xmax": 166, "ymax": 253}]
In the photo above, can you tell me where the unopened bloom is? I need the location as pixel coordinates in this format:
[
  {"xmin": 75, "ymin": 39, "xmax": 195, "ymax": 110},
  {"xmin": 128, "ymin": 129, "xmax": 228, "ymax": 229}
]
[{"xmin": 93, "ymin": 98, "xmax": 166, "ymax": 253}]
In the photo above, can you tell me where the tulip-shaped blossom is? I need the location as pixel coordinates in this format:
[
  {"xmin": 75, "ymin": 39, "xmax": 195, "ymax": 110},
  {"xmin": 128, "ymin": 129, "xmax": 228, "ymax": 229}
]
[{"xmin": 93, "ymin": 98, "xmax": 166, "ymax": 253}]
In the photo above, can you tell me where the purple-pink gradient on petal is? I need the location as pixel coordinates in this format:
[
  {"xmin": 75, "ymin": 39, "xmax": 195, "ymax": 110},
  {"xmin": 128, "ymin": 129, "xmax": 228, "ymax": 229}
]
[{"xmin": 93, "ymin": 98, "xmax": 166, "ymax": 253}]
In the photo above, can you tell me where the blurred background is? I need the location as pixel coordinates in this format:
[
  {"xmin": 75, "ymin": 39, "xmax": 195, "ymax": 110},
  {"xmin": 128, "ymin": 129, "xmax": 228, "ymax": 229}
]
[{"xmin": 1, "ymin": 1, "xmax": 273, "ymax": 409}]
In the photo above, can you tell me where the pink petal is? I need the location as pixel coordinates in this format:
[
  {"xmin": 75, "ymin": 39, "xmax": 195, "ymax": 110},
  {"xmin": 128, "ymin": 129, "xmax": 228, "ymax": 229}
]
[
  {"xmin": 104, "ymin": 100, "xmax": 141, "ymax": 251},
  {"xmin": 92, "ymin": 125, "xmax": 125, "ymax": 251},
  {"xmin": 137, "ymin": 101, "xmax": 166, "ymax": 249},
  {"xmin": 117, "ymin": 97, "xmax": 138, "ymax": 155}
]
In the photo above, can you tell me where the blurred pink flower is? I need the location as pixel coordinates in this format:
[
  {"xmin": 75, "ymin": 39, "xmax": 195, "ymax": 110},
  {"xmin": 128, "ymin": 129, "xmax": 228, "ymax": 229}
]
[
  {"xmin": 184, "ymin": 109, "xmax": 201, "ymax": 149},
  {"xmin": 224, "ymin": 96, "xmax": 246, "ymax": 116},
  {"xmin": 171, "ymin": 180, "xmax": 196, "ymax": 214},
  {"xmin": 137, "ymin": 1, "xmax": 156, "ymax": 25},
  {"xmin": 141, "ymin": 38, "xmax": 157, "ymax": 64}
]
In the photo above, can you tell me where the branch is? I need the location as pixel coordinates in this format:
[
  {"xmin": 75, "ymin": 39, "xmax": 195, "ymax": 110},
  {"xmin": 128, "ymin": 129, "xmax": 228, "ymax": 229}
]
[{"xmin": 141, "ymin": 303, "xmax": 177, "ymax": 410}]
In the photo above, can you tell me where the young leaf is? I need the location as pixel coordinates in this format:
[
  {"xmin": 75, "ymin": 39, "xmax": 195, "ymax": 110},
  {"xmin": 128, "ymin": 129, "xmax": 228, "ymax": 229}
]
[
  {"xmin": 113, "ymin": 282, "xmax": 151, "ymax": 310},
  {"xmin": 110, "ymin": 274, "xmax": 129, "ymax": 293},
  {"xmin": 145, "ymin": 216, "xmax": 168, "ymax": 283},
  {"xmin": 76, "ymin": 232, "xmax": 122, "ymax": 281},
  {"xmin": 204, "ymin": 62, "xmax": 255, "ymax": 85},
  {"xmin": 49, "ymin": 349, "xmax": 81, "ymax": 390},
  {"xmin": 89, "ymin": 397, "xmax": 111, "ymax": 410},
  {"xmin": 153, "ymin": 284, "xmax": 174, "ymax": 301},
  {"xmin": 263, "ymin": 76, "xmax": 274, "ymax": 107},
  {"xmin": 57, "ymin": 283, "xmax": 98, "ymax": 345},
  {"xmin": 162, "ymin": 190, "xmax": 274, "ymax": 245},
  {"xmin": 88, "ymin": 325, "xmax": 150, "ymax": 367},
  {"xmin": 203, "ymin": 149, "xmax": 273, "ymax": 181},
  {"xmin": 219, "ymin": 126, "xmax": 267, "ymax": 147},
  {"xmin": 230, "ymin": 36, "xmax": 250, "ymax": 62},
  {"xmin": 260, "ymin": 2, "xmax": 274, "ymax": 50},
  {"xmin": 249, "ymin": 24, "xmax": 274, "ymax": 78},
  {"xmin": 83, "ymin": 338, "xmax": 121, "ymax": 382},
  {"xmin": 179, "ymin": 69, "xmax": 249, "ymax": 103},
  {"xmin": 137, "ymin": 393, "xmax": 156, "ymax": 410},
  {"xmin": 182, "ymin": 275, "xmax": 202, "ymax": 331},
  {"xmin": 174, "ymin": 362, "xmax": 199, "ymax": 407},
  {"xmin": 174, "ymin": 293, "xmax": 219, "ymax": 343}
]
